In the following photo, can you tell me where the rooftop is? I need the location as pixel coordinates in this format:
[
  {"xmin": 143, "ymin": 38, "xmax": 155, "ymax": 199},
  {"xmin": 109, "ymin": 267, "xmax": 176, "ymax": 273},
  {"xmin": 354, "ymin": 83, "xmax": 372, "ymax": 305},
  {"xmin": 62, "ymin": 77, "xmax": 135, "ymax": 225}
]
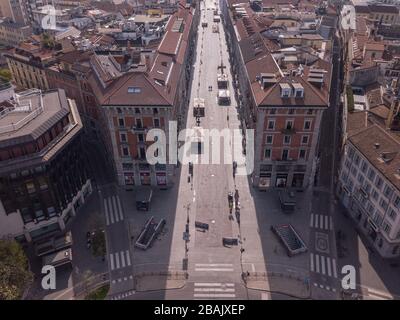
[{"xmin": 0, "ymin": 89, "xmax": 70, "ymax": 145}]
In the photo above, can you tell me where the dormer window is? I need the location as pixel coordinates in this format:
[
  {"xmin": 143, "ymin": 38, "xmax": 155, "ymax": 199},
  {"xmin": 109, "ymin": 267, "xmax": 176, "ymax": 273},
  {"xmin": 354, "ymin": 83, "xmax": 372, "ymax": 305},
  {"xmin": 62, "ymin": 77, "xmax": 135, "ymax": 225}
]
[
  {"xmin": 292, "ymin": 83, "xmax": 304, "ymax": 98},
  {"xmin": 280, "ymin": 83, "xmax": 292, "ymax": 98}
]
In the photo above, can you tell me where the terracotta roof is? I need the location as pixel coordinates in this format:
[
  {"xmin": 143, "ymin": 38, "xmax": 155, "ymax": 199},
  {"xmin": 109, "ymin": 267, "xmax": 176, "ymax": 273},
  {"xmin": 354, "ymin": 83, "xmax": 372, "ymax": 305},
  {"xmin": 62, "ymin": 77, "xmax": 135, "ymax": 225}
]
[
  {"xmin": 365, "ymin": 41, "xmax": 385, "ymax": 52},
  {"xmin": 349, "ymin": 124, "xmax": 400, "ymax": 191},
  {"xmin": 369, "ymin": 105, "xmax": 389, "ymax": 120}
]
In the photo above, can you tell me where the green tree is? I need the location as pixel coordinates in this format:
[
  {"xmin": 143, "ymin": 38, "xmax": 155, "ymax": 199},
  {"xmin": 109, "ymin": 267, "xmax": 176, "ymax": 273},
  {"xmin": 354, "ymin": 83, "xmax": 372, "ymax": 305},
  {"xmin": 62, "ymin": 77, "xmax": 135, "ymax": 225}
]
[
  {"xmin": 0, "ymin": 69, "xmax": 11, "ymax": 81},
  {"xmin": 0, "ymin": 240, "xmax": 33, "ymax": 300}
]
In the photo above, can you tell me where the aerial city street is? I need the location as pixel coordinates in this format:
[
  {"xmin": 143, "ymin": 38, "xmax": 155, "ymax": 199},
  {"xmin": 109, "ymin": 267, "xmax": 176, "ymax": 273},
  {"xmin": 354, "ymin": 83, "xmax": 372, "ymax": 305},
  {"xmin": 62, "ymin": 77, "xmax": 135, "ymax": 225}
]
[{"xmin": 0, "ymin": 0, "xmax": 400, "ymax": 302}]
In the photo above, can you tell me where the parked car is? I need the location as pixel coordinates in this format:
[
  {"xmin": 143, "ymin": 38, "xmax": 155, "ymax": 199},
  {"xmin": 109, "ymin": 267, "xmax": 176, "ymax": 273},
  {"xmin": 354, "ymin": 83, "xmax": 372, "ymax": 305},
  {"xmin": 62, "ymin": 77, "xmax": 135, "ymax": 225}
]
[{"xmin": 136, "ymin": 187, "xmax": 153, "ymax": 211}]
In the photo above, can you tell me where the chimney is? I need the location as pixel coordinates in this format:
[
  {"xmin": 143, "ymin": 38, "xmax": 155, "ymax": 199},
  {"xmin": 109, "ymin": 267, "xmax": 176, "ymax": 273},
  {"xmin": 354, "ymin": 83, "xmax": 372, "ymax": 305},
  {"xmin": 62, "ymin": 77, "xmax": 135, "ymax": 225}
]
[
  {"xmin": 145, "ymin": 54, "xmax": 151, "ymax": 72},
  {"xmin": 374, "ymin": 142, "xmax": 380, "ymax": 149},
  {"xmin": 386, "ymin": 99, "xmax": 400, "ymax": 130}
]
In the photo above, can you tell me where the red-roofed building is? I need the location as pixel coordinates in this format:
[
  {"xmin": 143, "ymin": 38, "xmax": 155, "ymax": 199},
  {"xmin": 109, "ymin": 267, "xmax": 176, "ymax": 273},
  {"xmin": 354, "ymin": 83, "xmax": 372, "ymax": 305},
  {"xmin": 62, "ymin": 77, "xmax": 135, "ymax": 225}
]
[
  {"xmin": 87, "ymin": 2, "xmax": 199, "ymax": 188},
  {"xmin": 221, "ymin": 0, "xmax": 332, "ymax": 189}
]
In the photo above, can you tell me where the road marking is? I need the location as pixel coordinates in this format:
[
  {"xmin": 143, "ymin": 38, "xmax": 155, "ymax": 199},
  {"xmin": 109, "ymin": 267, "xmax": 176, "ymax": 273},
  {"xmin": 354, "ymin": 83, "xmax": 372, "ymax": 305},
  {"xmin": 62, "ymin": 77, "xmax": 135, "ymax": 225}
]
[
  {"xmin": 194, "ymin": 293, "xmax": 236, "ymax": 298},
  {"xmin": 332, "ymin": 258, "xmax": 338, "ymax": 278},
  {"xmin": 195, "ymin": 268, "xmax": 234, "ymax": 272},
  {"xmin": 315, "ymin": 254, "xmax": 320, "ymax": 273},
  {"xmin": 321, "ymin": 256, "xmax": 326, "ymax": 275},
  {"xmin": 325, "ymin": 216, "xmax": 329, "ymax": 230},
  {"xmin": 330, "ymin": 216, "xmax": 334, "ymax": 231},
  {"xmin": 310, "ymin": 253, "xmax": 315, "ymax": 272},
  {"xmin": 194, "ymin": 288, "xmax": 235, "ymax": 292},
  {"xmin": 121, "ymin": 251, "xmax": 126, "ymax": 268},
  {"xmin": 195, "ymin": 264, "xmax": 233, "ymax": 267},
  {"xmin": 108, "ymin": 197, "xmax": 114, "ymax": 224},
  {"xmin": 112, "ymin": 196, "xmax": 120, "ymax": 223},
  {"xmin": 327, "ymin": 257, "xmax": 332, "ymax": 277},
  {"xmin": 194, "ymin": 283, "xmax": 234, "ymax": 287},
  {"xmin": 125, "ymin": 250, "xmax": 131, "ymax": 266},
  {"xmin": 310, "ymin": 214, "xmax": 314, "ymax": 227},
  {"xmin": 110, "ymin": 253, "xmax": 114, "ymax": 270},
  {"xmin": 367, "ymin": 288, "xmax": 393, "ymax": 300},
  {"xmin": 115, "ymin": 252, "xmax": 120, "ymax": 269},
  {"xmin": 320, "ymin": 215, "xmax": 324, "ymax": 229},
  {"xmin": 104, "ymin": 198, "xmax": 110, "ymax": 226},
  {"xmin": 117, "ymin": 196, "xmax": 124, "ymax": 221}
]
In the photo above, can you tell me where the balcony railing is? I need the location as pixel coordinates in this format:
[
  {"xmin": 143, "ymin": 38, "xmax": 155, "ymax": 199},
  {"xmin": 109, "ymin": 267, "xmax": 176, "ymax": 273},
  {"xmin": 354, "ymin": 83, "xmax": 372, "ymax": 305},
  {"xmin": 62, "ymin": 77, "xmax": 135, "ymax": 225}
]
[
  {"xmin": 281, "ymin": 127, "xmax": 296, "ymax": 134},
  {"xmin": 132, "ymin": 125, "xmax": 148, "ymax": 133}
]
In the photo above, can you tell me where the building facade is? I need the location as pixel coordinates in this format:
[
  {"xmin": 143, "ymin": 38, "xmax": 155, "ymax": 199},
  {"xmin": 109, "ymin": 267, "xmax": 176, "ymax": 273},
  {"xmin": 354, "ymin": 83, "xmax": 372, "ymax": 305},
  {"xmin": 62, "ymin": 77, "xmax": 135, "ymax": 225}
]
[
  {"xmin": 221, "ymin": 0, "xmax": 331, "ymax": 190},
  {"xmin": 88, "ymin": 2, "xmax": 199, "ymax": 188},
  {"xmin": 0, "ymin": 20, "xmax": 32, "ymax": 47},
  {"xmin": 5, "ymin": 45, "xmax": 54, "ymax": 91},
  {"xmin": 337, "ymin": 123, "xmax": 400, "ymax": 258},
  {"xmin": 0, "ymin": 89, "xmax": 92, "ymax": 244},
  {"xmin": 0, "ymin": 0, "xmax": 27, "ymax": 24}
]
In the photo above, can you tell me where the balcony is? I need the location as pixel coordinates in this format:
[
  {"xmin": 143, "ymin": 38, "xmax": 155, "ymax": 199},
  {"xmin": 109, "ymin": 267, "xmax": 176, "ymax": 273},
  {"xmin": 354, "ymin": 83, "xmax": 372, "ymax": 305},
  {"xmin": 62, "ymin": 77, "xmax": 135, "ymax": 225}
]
[
  {"xmin": 281, "ymin": 127, "xmax": 296, "ymax": 135},
  {"xmin": 132, "ymin": 125, "xmax": 148, "ymax": 133}
]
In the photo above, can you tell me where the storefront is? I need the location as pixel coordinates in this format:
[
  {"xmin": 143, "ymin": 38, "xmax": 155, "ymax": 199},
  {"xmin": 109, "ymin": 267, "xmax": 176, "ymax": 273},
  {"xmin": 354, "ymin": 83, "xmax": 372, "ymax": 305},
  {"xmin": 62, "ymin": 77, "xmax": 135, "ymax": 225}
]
[
  {"xmin": 139, "ymin": 164, "xmax": 151, "ymax": 185},
  {"xmin": 291, "ymin": 173, "xmax": 305, "ymax": 188},
  {"xmin": 275, "ymin": 173, "xmax": 288, "ymax": 188},
  {"xmin": 155, "ymin": 164, "xmax": 167, "ymax": 186},
  {"xmin": 259, "ymin": 173, "xmax": 271, "ymax": 189},
  {"xmin": 124, "ymin": 172, "xmax": 135, "ymax": 186}
]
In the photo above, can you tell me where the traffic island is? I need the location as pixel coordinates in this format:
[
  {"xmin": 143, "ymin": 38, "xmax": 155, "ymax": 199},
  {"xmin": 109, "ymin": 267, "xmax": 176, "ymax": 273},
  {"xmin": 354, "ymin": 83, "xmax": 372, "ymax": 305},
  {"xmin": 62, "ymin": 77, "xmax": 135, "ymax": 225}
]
[
  {"xmin": 134, "ymin": 272, "xmax": 188, "ymax": 292},
  {"xmin": 84, "ymin": 284, "xmax": 110, "ymax": 300},
  {"xmin": 243, "ymin": 272, "xmax": 311, "ymax": 299}
]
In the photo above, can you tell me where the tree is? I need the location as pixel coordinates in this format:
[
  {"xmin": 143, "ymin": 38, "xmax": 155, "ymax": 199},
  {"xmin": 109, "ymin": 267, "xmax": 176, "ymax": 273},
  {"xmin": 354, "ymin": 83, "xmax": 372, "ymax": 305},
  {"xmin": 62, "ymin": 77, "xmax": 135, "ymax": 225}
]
[
  {"xmin": 0, "ymin": 240, "xmax": 33, "ymax": 300},
  {"xmin": 0, "ymin": 69, "xmax": 11, "ymax": 81}
]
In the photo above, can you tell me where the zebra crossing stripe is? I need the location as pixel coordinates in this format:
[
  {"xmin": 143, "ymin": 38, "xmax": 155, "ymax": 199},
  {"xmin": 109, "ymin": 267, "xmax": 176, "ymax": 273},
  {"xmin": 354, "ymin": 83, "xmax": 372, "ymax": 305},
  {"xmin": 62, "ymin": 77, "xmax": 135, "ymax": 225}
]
[
  {"xmin": 194, "ymin": 283, "xmax": 234, "ymax": 287},
  {"xmin": 108, "ymin": 197, "xmax": 114, "ymax": 224},
  {"xmin": 121, "ymin": 251, "xmax": 126, "ymax": 268},
  {"xmin": 330, "ymin": 216, "xmax": 334, "ymax": 231},
  {"xmin": 117, "ymin": 196, "xmax": 124, "ymax": 221},
  {"xmin": 320, "ymin": 215, "xmax": 324, "ymax": 229},
  {"xmin": 115, "ymin": 252, "xmax": 120, "ymax": 269},
  {"xmin": 332, "ymin": 258, "xmax": 338, "ymax": 278},
  {"xmin": 325, "ymin": 216, "xmax": 329, "ymax": 230},
  {"xmin": 104, "ymin": 198, "xmax": 110, "ymax": 226},
  {"xmin": 310, "ymin": 214, "xmax": 314, "ymax": 227},
  {"xmin": 110, "ymin": 253, "xmax": 114, "ymax": 270},
  {"xmin": 321, "ymin": 256, "xmax": 326, "ymax": 275},
  {"xmin": 112, "ymin": 196, "xmax": 119, "ymax": 223},
  {"xmin": 327, "ymin": 257, "xmax": 332, "ymax": 277},
  {"xmin": 194, "ymin": 293, "xmax": 236, "ymax": 298},
  {"xmin": 315, "ymin": 254, "xmax": 320, "ymax": 273},
  {"xmin": 126, "ymin": 250, "xmax": 131, "ymax": 266},
  {"xmin": 310, "ymin": 253, "xmax": 315, "ymax": 272},
  {"xmin": 194, "ymin": 288, "xmax": 235, "ymax": 293}
]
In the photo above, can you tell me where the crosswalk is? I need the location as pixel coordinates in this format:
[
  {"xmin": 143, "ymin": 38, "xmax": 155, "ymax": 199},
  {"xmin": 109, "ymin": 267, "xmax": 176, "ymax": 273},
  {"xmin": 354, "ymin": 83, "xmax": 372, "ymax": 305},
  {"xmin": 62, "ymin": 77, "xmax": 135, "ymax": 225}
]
[
  {"xmin": 310, "ymin": 213, "xmax": 333, "ymax": 231},
  {"xmin": 111, "ymin": 275, "xmax": 133, "ymax": 284},
  {"xmin": 110, "ymin": 290, "xmax": 136, "ymax": 300},
  {"xmin": 104, "ymin": 195, "xmax": 124, "ymax": 226},
  {"xmin": 193, "ymin": 282, "xmax": 236, "ymax": 299},
  {"xmin": 310, "ymin": 253, "xmax": 337, "ymax": 278},
  {"xmin": 194, "ymin": 263, "xmax": 234, "ymax": 272},
  {"xmin": 109, "ymin": 250, "xmax": 131, "ymax": 271}
]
